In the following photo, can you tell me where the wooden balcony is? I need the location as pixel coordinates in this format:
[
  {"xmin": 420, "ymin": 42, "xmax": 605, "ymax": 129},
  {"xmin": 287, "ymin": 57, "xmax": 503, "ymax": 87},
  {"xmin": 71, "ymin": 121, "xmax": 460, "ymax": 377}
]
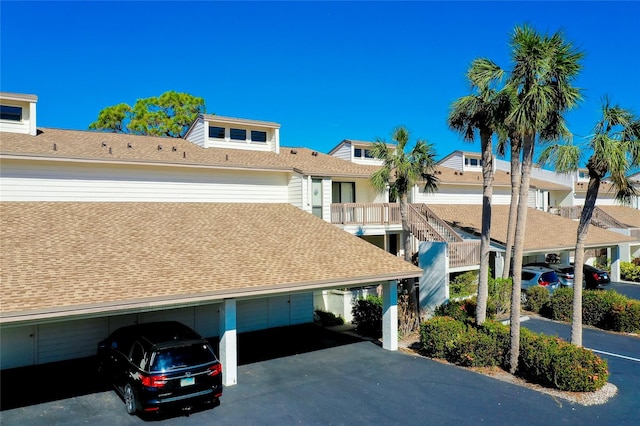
[{"xmin": 331, "ymin": 203, "xmax": 480, "ymax": 268}]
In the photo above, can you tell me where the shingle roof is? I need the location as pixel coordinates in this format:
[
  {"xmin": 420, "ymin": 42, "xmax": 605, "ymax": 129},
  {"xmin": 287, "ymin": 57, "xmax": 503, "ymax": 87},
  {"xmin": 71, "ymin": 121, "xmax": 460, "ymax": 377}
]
[
  {"xmin": 427, "ymin": 204, "xmax": 637, "ymax": 252},
  {"xmin": 0, "ymin": 202, "xmax": 421, "ymax": 323},
  {"xmin": 0, "ymin": 128, "xmax": 379, "ymax": 178},
  {"xmin": 597, "ymin": 205, "xmax": 640, "ymax": 228}
]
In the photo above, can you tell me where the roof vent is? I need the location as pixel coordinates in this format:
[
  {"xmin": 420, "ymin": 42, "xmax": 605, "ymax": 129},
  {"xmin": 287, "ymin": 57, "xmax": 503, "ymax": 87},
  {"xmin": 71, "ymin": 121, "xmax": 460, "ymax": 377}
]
[
  {"xmin": 312, "ymin": 151, "xmax": 318, "ymax": 156},
  {"xmin": 158, "ymin": 144, "xmax": 162, "ymax": 151},
  {"xmin": 109, "ymin": 147, "xmax": 112, "ymax": 154},
  {"xmin": 101, "ymin": 142, "xmax": 107, "ymax": 147},
  {"xmin": 290, "ymin": 149, "xmax": 297, "ymax": 154},
  {"xmin": 172, "ymin": 146, "xmax": 177, "ymax": 152},
  {"xmin": 183, "ymin": 151, "xmax": 187, "ymax": 159},
  {"xmin": 53, "ymin": 143, "xmax": 57, "ymax": 151},
  {"xmin": 127, "ymin": 143, "xmax": 132, "ymax": 148}
]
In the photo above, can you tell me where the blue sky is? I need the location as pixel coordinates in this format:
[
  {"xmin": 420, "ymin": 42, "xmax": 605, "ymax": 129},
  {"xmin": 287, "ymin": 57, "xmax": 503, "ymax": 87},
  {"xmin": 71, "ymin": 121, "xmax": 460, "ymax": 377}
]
[{"xmin": 2, "ymin": 1, "xmax": 639, "ymax": 162}]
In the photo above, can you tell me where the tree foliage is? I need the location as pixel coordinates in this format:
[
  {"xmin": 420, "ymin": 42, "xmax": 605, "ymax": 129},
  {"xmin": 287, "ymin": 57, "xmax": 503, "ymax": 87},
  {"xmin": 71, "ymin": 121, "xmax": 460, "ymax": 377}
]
[{"xmin": 89, "ymin": 91, "xmax": 206, "ymax": 138}]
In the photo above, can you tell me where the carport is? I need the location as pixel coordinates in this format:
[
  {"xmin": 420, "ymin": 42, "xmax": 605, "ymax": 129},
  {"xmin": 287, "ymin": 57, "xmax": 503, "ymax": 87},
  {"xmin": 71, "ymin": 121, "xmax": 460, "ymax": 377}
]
[{"xmin": 0, "ymin": 202, "xmax": 422, "ymax": 386}]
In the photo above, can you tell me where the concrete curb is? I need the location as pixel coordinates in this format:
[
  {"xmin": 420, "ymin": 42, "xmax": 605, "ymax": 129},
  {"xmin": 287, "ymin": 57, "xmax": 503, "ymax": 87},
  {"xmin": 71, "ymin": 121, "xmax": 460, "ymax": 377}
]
[{"xmin": 501, "ymin": 316, "xmax": 530, "ymax": 325}]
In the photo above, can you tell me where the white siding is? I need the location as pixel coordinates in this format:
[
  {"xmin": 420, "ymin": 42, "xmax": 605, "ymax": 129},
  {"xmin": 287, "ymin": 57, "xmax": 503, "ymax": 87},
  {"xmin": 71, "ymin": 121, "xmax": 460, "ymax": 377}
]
[
  {"xmin": 0, "ymin": 160, "xmax": 289, "ymax": 202},
  {"xmin": 185, "ymin": 117, "xmax": 206, "ymax": 147},
  {"xmin": 0, "ymin": 98, "xmax": 34, "ymax": 135},
  {"xmin": 0, "ymin": 304, "xmax": 223, "ymax": 369},
  {"xmin": 236, "ymin": 293, "xmax": 313, "ymax": 333},
  {"xmin": 322, "ymin": 177, "xmax": 332, "ymax": 222},
  {"xmin": 415, "ymin": 186, "xmax": 512, "ymax": 205},
  {"xmin": 439, "ymin": 152, "xmax": 463, "ymax": 171},
  {"xmin": 331, "ymin": 143, "xmax": 352, "ymax": 162},
  {"xmin": 37, "ymin": 318, "xmax": 107, "ymax": 364},
  {"xmin": 528, "ymin": 190, "xmax": 537, "ymax": 208},
  {"xmin": 288, "ymin": 173, "xmax": 303, "ymax": 208}
]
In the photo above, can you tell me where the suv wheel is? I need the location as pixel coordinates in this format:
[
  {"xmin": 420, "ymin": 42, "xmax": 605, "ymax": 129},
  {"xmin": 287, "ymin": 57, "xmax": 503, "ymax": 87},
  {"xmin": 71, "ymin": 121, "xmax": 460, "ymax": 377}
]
[
  {"xmin": 124, "ymin": 383, "xmax": 137, "ymax": 415},
  {"xmin": 520, "ymin": 290, "xmax": 528, "ymax": 304}
]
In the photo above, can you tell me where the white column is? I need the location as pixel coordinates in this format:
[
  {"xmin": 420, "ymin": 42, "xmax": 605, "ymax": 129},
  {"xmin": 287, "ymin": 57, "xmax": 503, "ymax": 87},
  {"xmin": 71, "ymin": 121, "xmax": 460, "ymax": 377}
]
[
  {"xmin": 611, "ymin": 244, "xmax": 630, "ymax": 282},
  {"xmin": 382, "ymin": 280, "xmax": 398, "ymax": 351},
  {"xmin": 219, "ymin": 299, "xmax": 237, "ymax": 386},
  {"xmin": 494, "ymin": 252, "xmax": 505, "ymax": 279},
  {"xmin": 29, "ymin": 101, "xmax": 37, "ymax": 136}
]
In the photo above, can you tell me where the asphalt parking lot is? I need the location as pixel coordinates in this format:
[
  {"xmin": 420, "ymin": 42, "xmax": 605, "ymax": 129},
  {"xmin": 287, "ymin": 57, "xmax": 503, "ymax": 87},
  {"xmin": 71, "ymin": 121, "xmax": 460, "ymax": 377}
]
[{"xmin": 2, "ymin": 321, "xmax": 639, "ymax": 425}]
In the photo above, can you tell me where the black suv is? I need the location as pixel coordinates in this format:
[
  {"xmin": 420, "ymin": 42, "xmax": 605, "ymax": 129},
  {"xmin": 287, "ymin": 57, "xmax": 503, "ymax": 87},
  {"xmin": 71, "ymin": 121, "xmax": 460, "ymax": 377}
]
[{"xmin": 97, "ymin": 321, "xmax": 223, "ymax": 415}]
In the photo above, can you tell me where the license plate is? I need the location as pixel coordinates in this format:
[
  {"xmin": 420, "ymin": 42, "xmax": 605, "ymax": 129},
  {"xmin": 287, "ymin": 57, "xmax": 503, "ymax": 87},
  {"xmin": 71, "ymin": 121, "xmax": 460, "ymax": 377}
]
[{"xmin": 181, "ymin": 377, "xmax": 195, "ymax": 387}]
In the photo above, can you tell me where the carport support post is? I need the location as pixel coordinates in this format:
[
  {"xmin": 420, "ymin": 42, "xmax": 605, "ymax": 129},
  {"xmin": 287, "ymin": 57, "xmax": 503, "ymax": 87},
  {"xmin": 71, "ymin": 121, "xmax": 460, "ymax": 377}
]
[
  {"xmin": 219, "ymin": 299, "xmax": 237, "ymax": 386},
  {"xmin": 611, "ymin": 244, "xmax": 629, "ymax": 282},
  {"xmin": 382, "ymin": 280, "xmax": 398, "ymax": 351}
]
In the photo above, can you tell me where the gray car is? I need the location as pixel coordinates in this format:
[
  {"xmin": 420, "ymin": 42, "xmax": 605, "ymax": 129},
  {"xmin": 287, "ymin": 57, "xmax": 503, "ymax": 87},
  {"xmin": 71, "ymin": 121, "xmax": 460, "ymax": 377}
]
[{"xmin": 520, "ymin": 266, "xmax": 560, "ymax": 302}]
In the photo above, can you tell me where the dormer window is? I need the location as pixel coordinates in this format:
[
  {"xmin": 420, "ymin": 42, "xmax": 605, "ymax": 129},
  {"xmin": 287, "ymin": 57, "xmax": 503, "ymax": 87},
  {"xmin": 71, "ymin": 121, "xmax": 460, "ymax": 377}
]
[
  {"xmin": 354, "ymin": 148, "xmax": 373, "ymax": 159},
  {"xmin": 0, "ymin": 105, "xmax": 22, "ymax": 122},
  {"xmin": 464, "ymin": 157, "xmax": 482, "ymax": 167},
  {"xmin": 230, "ymin": 128, "xmax": 246, "ymax": 141},
  {"xmin": 251, "ymin": 130, "xmax": 267, "ymax": 143},
  {"xmin": 578, "ymin": 171, "xmax": 587, "ymax": 179},
  {"xmin": 209, "ymin": 126, "xmax": 225, "ymax": 139}
]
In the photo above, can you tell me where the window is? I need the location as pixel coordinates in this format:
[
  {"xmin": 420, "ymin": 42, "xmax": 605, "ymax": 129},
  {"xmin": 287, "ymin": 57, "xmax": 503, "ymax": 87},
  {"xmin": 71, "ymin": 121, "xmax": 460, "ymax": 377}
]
[
  {"xmin": 0, "ymin": 105, "xmax": 22, "ymax": 121},
  {"xmin": 230, "ymin": 128, "xmax": 246, "ymax": 141},
  {"xmin": 578, "ymin": 171, "xmax": 587, "ymax": 179},
  {"xmin": 332, "ymin": 182, "xmax": 355, "ymax": 203},
  {"xmin": 465, "ymin": 157, "xmax": 482, "ymax": 167},
  {"xmin": 209, "ymin": 126, "xmax": 225, "ymax": 139},
  {"xmin": 354, "ymin": 148, "xmax": 362, "ymax": 158},
  {"xmin": 251, "ymin": 130, "xmax": 267, "ymax": 143},
  {"xmin": 364, "ymin": 149, "xmax": 373, "ymax": 158}
]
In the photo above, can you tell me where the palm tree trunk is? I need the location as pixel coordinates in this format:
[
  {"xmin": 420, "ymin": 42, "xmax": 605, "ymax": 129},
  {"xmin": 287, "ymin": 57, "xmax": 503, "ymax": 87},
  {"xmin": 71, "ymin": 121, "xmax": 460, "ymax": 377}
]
[
  {"xmin": 509, "ymin": 134, "xmax": 534, "ymax": 374},
  {"xmin": 399, "ymin": 194, "xmax": 412, "ymax": 264},
  {"xmin": 502, "ymin": 141, "xmax": 521, "ymax": 279},
  {"xmin": 571, "ymin": 173, "xmax": 601, "ymax": 346},
  {"xmin": 477, "ymin": 129, "xmax": 494, "ymax": 325}
]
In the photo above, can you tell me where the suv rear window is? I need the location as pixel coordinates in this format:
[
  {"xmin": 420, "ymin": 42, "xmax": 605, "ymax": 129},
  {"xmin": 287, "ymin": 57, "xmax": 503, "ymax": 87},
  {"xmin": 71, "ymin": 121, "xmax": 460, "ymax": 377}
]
[
  {"xmin": 522, "ymin": 272, "xmax": 535, "ymax": 281},
  {"xmin": 539, "ymin": 272, "xmax": 559, "ymax": 284},
  {"xmin": 150, "ymin": 342, "xmax": 216, "ymax": 372}
]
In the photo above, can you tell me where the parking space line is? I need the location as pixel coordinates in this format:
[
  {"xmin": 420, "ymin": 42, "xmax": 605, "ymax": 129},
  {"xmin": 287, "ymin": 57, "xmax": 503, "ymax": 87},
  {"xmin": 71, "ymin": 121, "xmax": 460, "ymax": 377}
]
[{"xmin": 588, "ymin": 348, "xmax": 640, "ymax": 363}]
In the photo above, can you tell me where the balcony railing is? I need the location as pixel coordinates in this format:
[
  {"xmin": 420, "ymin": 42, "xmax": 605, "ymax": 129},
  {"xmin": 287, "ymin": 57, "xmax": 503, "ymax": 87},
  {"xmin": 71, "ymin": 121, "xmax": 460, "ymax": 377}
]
[
  {"xmin": 331, "ymin": 203, "xmax": 480, "ymax": 268},
  {"xmin": 558, "ymin": 206, "xmax": 628, "ymax": 229},
  {"xmin": 449, "ymin": 241, "xmax": 481, "ymax": 269},
  {"xmin": 330, "ymin": 203, "xmax": 400, "ymax": 226}
]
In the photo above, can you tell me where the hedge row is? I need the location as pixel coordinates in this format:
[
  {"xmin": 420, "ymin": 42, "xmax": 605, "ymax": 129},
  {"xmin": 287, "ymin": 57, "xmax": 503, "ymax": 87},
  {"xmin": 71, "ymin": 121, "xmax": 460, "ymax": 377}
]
[
  {"xmin": 530, "ymin": 287, "xmax": 640, "ymax": 334},
  {"xmin": 419, "ymin": 316, "xmax": 609, "ymax": 392},
  {"xmin": 621, "ymin": 261, "xmax": 640, "ymax": 282}
]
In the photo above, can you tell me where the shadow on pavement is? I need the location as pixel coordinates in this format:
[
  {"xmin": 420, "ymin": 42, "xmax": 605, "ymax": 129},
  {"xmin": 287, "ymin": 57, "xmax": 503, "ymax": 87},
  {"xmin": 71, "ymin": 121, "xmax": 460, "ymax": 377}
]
[{"xmin": 0, "ymin": 323, "xmax": 363, "ymax": 411}]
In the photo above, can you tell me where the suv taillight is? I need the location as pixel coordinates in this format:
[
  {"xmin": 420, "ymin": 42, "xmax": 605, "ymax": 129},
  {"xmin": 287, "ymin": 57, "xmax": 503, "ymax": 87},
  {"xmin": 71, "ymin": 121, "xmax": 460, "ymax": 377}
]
[
  {"xmin": 141, "ymin": 374, "xmax": 168, "ymax": 388},
  {"xmin": 593, "ymin": 273, "xmax": 599, "ymax": 280},
  {"xmin": 539, "ymin": 280, "xmax": 549, "ymax": 287},
  {"xmin": 208, "ymin": 363, "xmax": 222, "ymax": 376}
]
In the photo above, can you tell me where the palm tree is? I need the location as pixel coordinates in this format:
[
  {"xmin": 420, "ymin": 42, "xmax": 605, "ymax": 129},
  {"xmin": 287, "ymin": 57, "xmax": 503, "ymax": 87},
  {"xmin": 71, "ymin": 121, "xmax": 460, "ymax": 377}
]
[
  {"xmin": 539, "ymin": 98, "xmax": 640, "ymax": 346},
  {"xmin": 505, "ymin": 24, "xmax": 584, "ymax": 373},
  {"xmin": 370, "ymin": 126, "xmax": 439, "ymax": 311},
  {"xmin": 498, "ymin": 134, "xmax": 522, "ymax": 279},
  {"xmin": 448, "ymin": 58, "xmax": 508, "ymax": 325}
]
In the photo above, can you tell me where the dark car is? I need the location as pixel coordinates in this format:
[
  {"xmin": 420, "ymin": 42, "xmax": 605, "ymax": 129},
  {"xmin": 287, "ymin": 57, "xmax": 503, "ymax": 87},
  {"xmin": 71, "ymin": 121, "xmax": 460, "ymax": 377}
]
[
  {"xmin": 97, "ymin": 321, "xmax": 223, "ymax": 415},
  {"xmin": 584, "ymin": 264, "xmax": 611, "ymax": 289}
]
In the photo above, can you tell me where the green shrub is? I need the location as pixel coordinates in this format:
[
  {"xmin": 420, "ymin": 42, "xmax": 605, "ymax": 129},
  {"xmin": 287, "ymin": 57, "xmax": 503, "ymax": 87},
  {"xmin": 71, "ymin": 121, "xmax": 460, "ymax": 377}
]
[
  {"xmin": 610, "ymin": 300, "xmax": 640, "ymax": 333},
  {"xmin": 544, "ymin": 288, "xmax": 640, "ymax": 334},
  {"xmin": 488, "ymin": 277, "xmax": 512, "ymax": 315},
  {"xmin": 549, "ymin": 287, "xmax": 574, "ymax": 322},
  {"xmin": 435, "ymin": 298, "xmax": 497, "ymax": 322},
  {"xmin": 518, "ymin": 331, "xmax": 609, "ymax": 392},
  {"xmin": 620, "ymin": 261, "xmax": 640, "ymax": 282},
  {"xmin": 314, "ymin": 310, "xmax": 344, "ymax": 326},
  {"xmin": 525, "ymin": 286, "xmax": 551, "ymax": 313},
  {"xmin": 351, "ymin": 295, "xmax": 382, "ymax": 337},
  {"xmin": 450, "ymin": 271, "xmax": 478, "ymax": 298},
  {"xmin": 582, "ymin": 290, "xmax": 611, "ymax": 327},
  {"xmin": 434, "ymin": 299, "xmax": 474, "ymax": 322},
  {"xmin": 420, "ymin": 317, "xmax": 608, "ymax": 392},
  {"xmin": 419, "ymin": 316, "xmax": 467, "ymax": 359}
]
